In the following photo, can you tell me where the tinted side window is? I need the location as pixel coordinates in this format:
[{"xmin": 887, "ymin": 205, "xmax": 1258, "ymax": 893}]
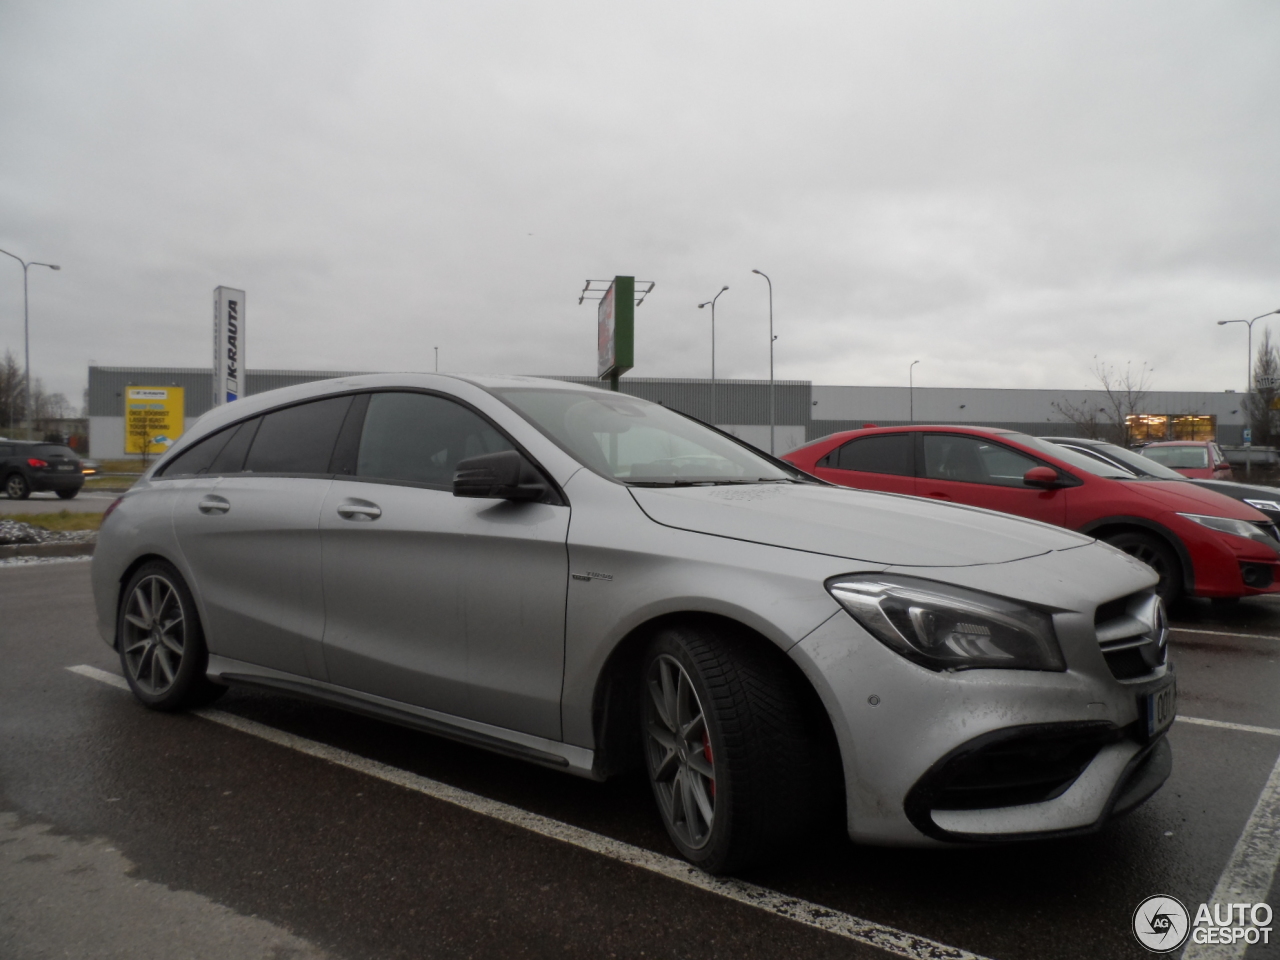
[
  {"xmin": 158, "ymin": 429, "xmax": 235, "ymax": 477},
  {"xmin": 357, "ymin": 392, "xmax": 514, "ymax": 486},
  {"xmin": 922, "ymin": 435, "xmax": 1039, "ymax": 487},
  {"xmin": 208, "ymin": 418, "xmax": 261, "ymax": 474},
  {"xmin": 244, "ymin": 397, "xmax": 353, "ymax": 475},
  {"xmin": 834, "ymin": 435, "xmax": 913, "ymax": 476}
]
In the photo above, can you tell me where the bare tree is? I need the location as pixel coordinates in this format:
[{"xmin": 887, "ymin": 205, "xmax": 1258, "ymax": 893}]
[
  {"xmin": 36, "ymin": 390, "xmax": 71, "ymax": 420},
  {"xmin": 1051, "ymin": 357, "xmax": 1154, "ymax": 445},
  {"xmin": 1049, "ymin": 396, "xmax": 1107, "ymax": 440},
  {"xmin": 1094, "ymin": 358, "xmax": 1155, "ymax": 445},
  {"xmin": 1247, "ymin": 327, "xmax": 1280, "ymax": 446},
  {"xmin": 0, "ymin": 350, "xmax": 24, "ymax": 431}
]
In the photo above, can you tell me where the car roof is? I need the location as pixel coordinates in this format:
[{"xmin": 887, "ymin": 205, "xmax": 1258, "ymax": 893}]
[
  {"xmin": 1143, "ymin": 441, "xmax": 1208, "ymax": 447},
  {"xmin": 1040, "ymin": 436, "xmax": 1108, "ymax": 445},
  {"xmin": 814, "ymin": 424, "xmax": 1016, "ymax": 443}
]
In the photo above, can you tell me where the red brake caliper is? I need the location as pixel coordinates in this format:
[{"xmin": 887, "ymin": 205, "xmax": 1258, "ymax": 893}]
[{"xmin": 703, "ymin": 729, "xmax": 715, "ymax": 797}]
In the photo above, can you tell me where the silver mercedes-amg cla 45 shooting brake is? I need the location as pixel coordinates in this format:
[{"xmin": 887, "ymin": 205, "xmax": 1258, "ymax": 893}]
[{"xmin": 92, "ymin": 374, "xmax": 1175, "ymax": 873}]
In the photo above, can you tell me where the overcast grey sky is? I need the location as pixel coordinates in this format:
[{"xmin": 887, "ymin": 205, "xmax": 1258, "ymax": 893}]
[{"xmin": 2, "ymin": 0, "xmax": 1278, "ymax": 404}]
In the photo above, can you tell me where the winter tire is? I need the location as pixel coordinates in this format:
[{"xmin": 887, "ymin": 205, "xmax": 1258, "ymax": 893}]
[
  {"xmin": 1104, "ymin": 531, "xmax": 1181, "ymax": 604},
  {"xmin": 641, "ymin": 621, "xmax": 822, "ymax": 873}
]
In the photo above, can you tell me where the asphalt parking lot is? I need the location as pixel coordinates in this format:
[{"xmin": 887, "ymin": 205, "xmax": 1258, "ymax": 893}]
[{"xmin": 3, "ymin": 560, "xmax": 1279, "ymax": 960}]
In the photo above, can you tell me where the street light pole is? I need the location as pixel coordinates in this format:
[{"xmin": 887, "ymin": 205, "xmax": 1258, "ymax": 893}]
[
  {"xmin": 698, "ymin": 285, "xmax": 728, "ymax": 425},
  {"xmin": 1218, "ymin": 308, "xmax": 1280, "ymax": 480},
  {"xmin": 751, "ymin": 270, "xmax": 775, "ymax": 454},
  {"xmin": 0, "ymin": 249, "xmax": 61, "ymax": 437},
  {"xmin": 909, "ymin": 360, "xmax": 920, "ymax": 423}
]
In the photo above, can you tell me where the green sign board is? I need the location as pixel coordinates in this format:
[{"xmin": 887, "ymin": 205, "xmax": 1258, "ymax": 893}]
[{"xmin": 597, "ymin": 276, "xmax": 634, "ymax": 382}]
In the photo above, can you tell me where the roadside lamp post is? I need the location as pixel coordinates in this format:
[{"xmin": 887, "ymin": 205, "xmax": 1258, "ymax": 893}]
[
  {"xmin": 698, "ymin": 285, "xmax": 729, "ymax": 425},
  {"xmin": 751, "ymin": 270, "xmax": 776, "ymax": 454},
  {"xmin": 909, "ymin": 360, "xmax": 920, "ymax": 423},
  {"xmin": 0, "ymin": 249, "xmax": 61, "ymax": 437},
  {"xmin": 1218, "ymin": 309, "xmax": 1280, "ymax": 479}
]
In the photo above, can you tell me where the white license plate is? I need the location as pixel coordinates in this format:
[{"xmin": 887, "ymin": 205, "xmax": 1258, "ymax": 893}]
[
  {"xmin": 56, "ymin": 464, "xmax": 73, "ymax": 471},
  {"xmin": 1145, "ymin": 680, "xmax": 1177, "ymax": 739}
]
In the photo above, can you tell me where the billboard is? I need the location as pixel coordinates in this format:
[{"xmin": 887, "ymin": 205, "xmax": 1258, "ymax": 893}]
[
  {"xmin": 213, "ymin": 286, "xmax": 245, "ymax": 406},
  {"xmin": 125, "ymin": 386, "xmax": 185, "ymax": 456},
  {"xmin": 597, "ymin": 276, "xmax": 634, "ymax": 380}
]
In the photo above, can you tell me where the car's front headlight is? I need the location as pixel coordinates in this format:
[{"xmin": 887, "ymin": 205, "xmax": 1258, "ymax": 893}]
[
  {"xmin": 826, "ymin": 575, "xmax": 1066, "ymax": 672},
  {"xmin": 1178, "ymin": 512, "xmax": 1273, "ymax": 543}
]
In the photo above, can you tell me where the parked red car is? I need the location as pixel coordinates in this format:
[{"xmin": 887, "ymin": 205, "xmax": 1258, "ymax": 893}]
[
  {"xmin": 783, "ymin": 425, "xmax": 1279, "ymax": 603},
  {"xmin": 1139, "ymin": 440, "xmax": 1233, "ymax": 480}
]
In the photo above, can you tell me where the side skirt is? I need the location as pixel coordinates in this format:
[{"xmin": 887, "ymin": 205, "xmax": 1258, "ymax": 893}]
[{"xmin": 205, "ymin": 655, "xmax": 599, "ymax": 779}]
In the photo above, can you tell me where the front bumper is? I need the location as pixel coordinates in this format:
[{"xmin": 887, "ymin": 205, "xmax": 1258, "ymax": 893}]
[
  {"xmin": 789, "ymin": 567, "xmax": 1173, "ymax": 846},
  {"xmin": 905, "ymin": 721, "xmax": 1170, "ymax": 842}
]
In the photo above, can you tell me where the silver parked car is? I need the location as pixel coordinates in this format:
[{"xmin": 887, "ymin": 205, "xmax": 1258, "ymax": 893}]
[{"xmin": 92, "ymin": 374, "xmax": 1175, "ymax": 872}]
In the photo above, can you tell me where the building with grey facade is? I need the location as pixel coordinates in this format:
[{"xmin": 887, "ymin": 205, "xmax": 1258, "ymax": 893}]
[{"xmin": 87, "ymin": 365, "xmax": 1248, "ymax": 460}]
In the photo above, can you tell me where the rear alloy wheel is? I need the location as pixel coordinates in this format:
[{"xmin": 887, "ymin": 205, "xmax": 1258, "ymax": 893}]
[
  {"xmin": 1104, "ymin": 531, "xmax": 1181, "ymax": 604},
  {"xmin": 641, "ymin": 623, "xmax": 822, "ymax": 873},
  {"xmin": 118, "ymin": 561, "xmax": 225, "ymax": 711},
  {"xmin": 5, "ymin": 473, "xmax": 29, "ymax": 500}
]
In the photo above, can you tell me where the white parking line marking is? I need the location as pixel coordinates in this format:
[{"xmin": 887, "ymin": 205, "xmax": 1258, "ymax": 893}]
[
  {"xmin": 1182, "ymin": 748, "xmax": 1280, "ymax": 960},
  {"xmin": 1178, "ymin": 716, "xmax": 1280, "ymax": 737},
  {"xmin": 1171, "ymin": 627, "xmax": 1280, "ymax": 643},
  {"xmin": 68, "ymin": 664, "xmax": 991, "ymax": 960}
]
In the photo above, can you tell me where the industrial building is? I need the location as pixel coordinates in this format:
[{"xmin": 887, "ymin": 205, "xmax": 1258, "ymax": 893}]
[{"xmin": 86, "ymin": 365, "xmax": 1249, "ymax": 460}]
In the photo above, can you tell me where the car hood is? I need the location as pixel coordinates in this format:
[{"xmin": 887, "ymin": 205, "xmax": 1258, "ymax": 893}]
[
  {"xmin": 1121, "ymin": 480, "xmax": 1270, "ymax": 520},
  {"xmin": 1191, "ymin": 479, "xmax": 1280, "ymax": 504},
  {"xmin": 629, "ymin": 483, "xmax": 1091, "ymax": 567}
]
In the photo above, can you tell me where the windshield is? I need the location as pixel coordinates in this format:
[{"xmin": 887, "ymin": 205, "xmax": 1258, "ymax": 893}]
[
  {"xmin": 1060, "ymin": 440, "xmax": 1187, "ymax": 480},
  {"xmin": 1003, "ymin": 433, "xmax": 1138, "ymax": 479},
  {"xmin": 494, "ymin": 388, "xmax": 797, "ymax": 485},
  {"xmin": 1142, "ymin": 445, "xmax": 1209, "ymax": 469}
]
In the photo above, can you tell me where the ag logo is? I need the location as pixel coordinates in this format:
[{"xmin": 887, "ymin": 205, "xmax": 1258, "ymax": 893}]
[{"xmin": 1133, "ymin": 895, "xmax": 1190, "ymax": 952}]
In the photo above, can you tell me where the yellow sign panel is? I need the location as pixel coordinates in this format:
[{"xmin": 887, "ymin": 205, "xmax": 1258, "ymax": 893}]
[{"xmin": 125, "ymin": 386, "xmax": 185, "ymax": 456}]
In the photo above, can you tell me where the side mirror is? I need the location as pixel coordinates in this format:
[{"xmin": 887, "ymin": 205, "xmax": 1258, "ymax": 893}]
[
  {"xmin": 1023, "ymin": 465, "xmax": 1063, "ymax": 489},
  {"xmin": 453, "ymin": 450, "xmax": 547, "ymax": 502}
]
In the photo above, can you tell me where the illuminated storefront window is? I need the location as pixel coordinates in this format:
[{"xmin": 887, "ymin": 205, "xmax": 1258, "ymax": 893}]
[
  {"xmin": 1171, "ymin": 415, "xmax": 1216, "ymax": 440},
  {"xmin": 1127, "ymin": 415, "xmax": 1169, "ymax": 443},
  {"xmin": 1124, "ymin": 414, "xmax": 1217, "ymax": 442}
]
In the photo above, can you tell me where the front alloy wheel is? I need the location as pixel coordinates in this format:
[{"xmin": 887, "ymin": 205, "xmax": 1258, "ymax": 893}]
[
  {"xmin": 121, "ymin": 574, "xmax": 187, "ymax": 696},
  {"xmin": 117, "ymin": 560, "xmax": 225, "ymax": 711},
  {"xmin": 645, "ymin": 654, "xmax": 717, "ymax": 851}
]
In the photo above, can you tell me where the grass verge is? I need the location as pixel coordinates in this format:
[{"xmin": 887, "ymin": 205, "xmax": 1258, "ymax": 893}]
[{"xmin": 0, "ymin": 511, "xmax": 103, "ymax": 532}]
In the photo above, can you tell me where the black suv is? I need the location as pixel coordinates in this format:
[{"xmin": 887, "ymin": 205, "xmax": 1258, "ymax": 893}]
[{"xmin": 0, "ymin": 440, "xmax": 85, "ymax": 500}]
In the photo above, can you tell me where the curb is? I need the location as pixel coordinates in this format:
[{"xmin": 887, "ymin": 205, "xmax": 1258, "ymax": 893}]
[{"xmin": 0, "ymin": 541, "xmax": 96, "ymax": 559}]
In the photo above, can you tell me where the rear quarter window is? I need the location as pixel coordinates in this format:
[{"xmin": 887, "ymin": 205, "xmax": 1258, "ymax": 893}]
[{"xmin": 243, "ymin": 396, "xmax": 353, "ymax": 475}]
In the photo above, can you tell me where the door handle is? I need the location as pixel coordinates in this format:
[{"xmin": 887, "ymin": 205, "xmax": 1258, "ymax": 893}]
[
  {"xmin": 198, "ymin": 496, "xmax": 230, "ymax": 514},
  {"xmin": 337, "ymin": 500, "xmax": 382, "ymax": 521}
]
